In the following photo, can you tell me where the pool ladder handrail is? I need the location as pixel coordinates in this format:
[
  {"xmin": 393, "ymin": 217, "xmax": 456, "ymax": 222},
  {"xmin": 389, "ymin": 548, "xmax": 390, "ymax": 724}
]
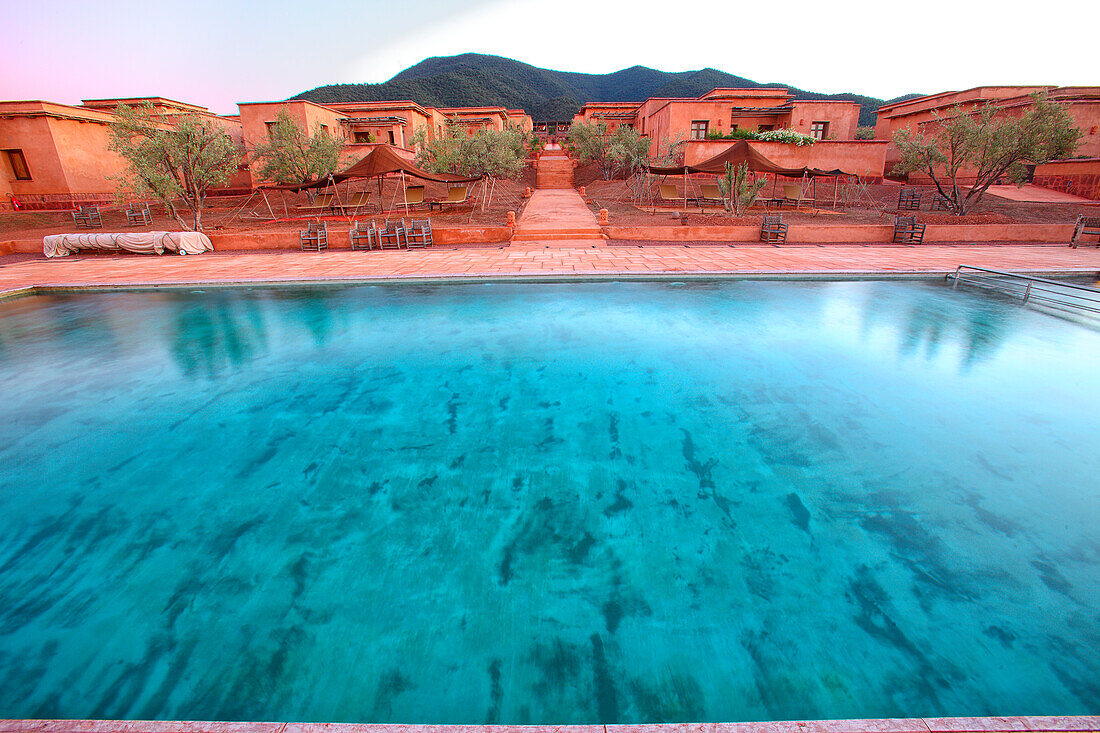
[{"xmin": 946, "ymin": 265, "xmax": 1100, "ymax": 316}]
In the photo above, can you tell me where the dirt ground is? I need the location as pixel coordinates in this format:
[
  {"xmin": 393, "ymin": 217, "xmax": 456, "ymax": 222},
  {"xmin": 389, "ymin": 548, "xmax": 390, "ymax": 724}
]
[
  {"xmin": 1, "ymin": 178, "xmax": 528, "ymax": 243},
  {"xmin": 577, "ymin": 162, "xmax": 1099, "ymax": 227}
]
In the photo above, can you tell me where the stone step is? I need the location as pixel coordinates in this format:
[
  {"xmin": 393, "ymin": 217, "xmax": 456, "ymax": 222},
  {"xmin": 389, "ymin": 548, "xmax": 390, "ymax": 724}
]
[{"xmin": 512, "ymin": 231, "xmax": 606, "ymax": 241}]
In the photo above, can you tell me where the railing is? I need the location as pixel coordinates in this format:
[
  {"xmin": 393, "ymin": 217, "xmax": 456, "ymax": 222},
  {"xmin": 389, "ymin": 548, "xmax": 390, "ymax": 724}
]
[{"xmin": 946, "ymin": 265, "xmax": 1100, "ymax": 318}]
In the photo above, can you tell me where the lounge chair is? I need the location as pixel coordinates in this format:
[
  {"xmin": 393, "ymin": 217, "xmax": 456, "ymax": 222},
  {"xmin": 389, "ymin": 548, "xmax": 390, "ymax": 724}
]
[
  {"xmin": 299, "ymin": 221, "xmax": 328, "ymax": 251},
  {"xmin": 349, "ymin": 220, "xmax": 378, "ymax": 250},
  {"xmin": 760, "ymin": 213, "xmax": 788, "ymax": 243},
  {"xmin": 893, "ymin": 215, "xmax": 926, "ymax": 244},
  {"xmin": 125, "ymin": 203, "xmax": 152, "ymax": 226},
  {"xmin": 1071, "ymin": 216, "xmax": 1100, "ymax": 248},
  {"xmin": 699, "ymin": 184, "xmax": 724, "ymax": 208},
  {"xmin": 297, "ymin": 193, "xmax": 334, "ymax": 214},
  {"xmin": 378, "ymin": 219, "xmax": 406, "ymax": 249},
  {"xmin": 332, "ymin": 192, "xmax": 372, "ymax": 215},
  {"xmin": 430, "ymin": 185, "xmax": 469, "ymax": 211},
  {"xmin": 780, "ymin": 184, "xmax": 814, "ymax": 210},
  {"xmin": 898, "ymin": 187, "xmax": 922, "ymax": 211},
  {"xmin": 658, "ymin": 183, "xmax": 696, "ymax": 207},
  {"xmin": 405, "ymin": 218, "xmax": 433, "ymax": 248},
  {"xmin": 72, "ymin": 205, "xmax": 102, "ymax": 229},
  {"xmin": 402, "ymin": 186, "xmax": 426, "ymax": 208},
  {"xmin": 929, "ymin": 192, "xmax": 952, "ymax": 211}
]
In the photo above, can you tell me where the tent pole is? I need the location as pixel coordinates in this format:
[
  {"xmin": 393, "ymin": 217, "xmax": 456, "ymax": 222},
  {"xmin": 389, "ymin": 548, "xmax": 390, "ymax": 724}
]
[
  {"xmin": 683, "ymin": 166, "xmax": 687, "ymax": 211},
  {"xmin": 261, "ymin": 188, "xmax": 276, "ymax": 220},
  {"xmin": 833, "ymin": 175, "xmax": 839, "ymax": 209},
  {"xmin": 401, "ymin": 170, "xmax": 409, "ymax": 217}
]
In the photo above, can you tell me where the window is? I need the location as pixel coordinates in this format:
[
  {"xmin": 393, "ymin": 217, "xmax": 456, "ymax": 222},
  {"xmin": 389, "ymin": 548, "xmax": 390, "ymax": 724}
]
[
  {"xmin": 690, "ymin": 120, "xmax": 708, "ymax": 140},
  {"xmin": 810, "ymin": 121, "xmax": 829, "ymax": 140},
  {"xmin": 4, "ymin": 149, "xmax": 31, "ymax": 180},
  {"xmin": 388, "ymin": 130, "xmax": 396, "ymax": 144},
  {"xmin": 319, "ymin": 124, "xmax": 328, "ymax": 136},
  {"xmin": 758, "ymin": 124, "xmax": 774, "ymax": 132},
  {"xmin": 264, "ymin": 122, "xmax": 277, "ymax": 140},
  {"xmin": 353, "ymin": 131, "xmax": 372, "ymax": 143}
]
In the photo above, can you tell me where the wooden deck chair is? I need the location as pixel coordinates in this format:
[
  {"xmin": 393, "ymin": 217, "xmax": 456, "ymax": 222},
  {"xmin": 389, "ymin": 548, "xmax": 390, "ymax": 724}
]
[
  {"xmin": 402, "ymin": 185, "xmax": 426, "ymax": 207},
  {"xmin": 378, "ymin": 219, "xmax": 407, "ymax": 249},
  {"xmin": 760, "ymin": 213, "xmax": 788, "ymax": 243},
  {"xmin": 349, "ymin": 220, "xmax": 378, "ymax": 250},
  {"xmin": 892, "ymin": 215, "xmax": 926, "ymax": 244},
  {"xmin": 72, "ymin": 205, "xmax": 103, "ymax": 229},
  {"xmin": 299, "ymin": 221, "xmax": 328, "ymax": 251},
  {"xmin": 125, "ymin": 203, "xmax": 152, "ymax": 226},
  {"xmin": 431, "ymin": 185, "xmax": 469, "ymax": 210},
  {"xmin": 898, "ymin": 187, "xmax": 922, "ymax": 211},
  {"xmin": 781, "ymin": 184, "xmax": 814, "ymax": 210},
  {"xmin": 406, "ymin": 218, "xmax": 433, "ymax": 248},
  {"xmin": 1070, "ymin": 216, "xmax": 1100, "ymax": 248}
]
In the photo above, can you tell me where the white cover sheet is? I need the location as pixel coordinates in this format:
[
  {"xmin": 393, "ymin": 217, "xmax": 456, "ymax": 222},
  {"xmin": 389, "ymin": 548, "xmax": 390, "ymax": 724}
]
[{"xmin": 43, "ymin": 231, "xmax": 214, "ymax": 257}]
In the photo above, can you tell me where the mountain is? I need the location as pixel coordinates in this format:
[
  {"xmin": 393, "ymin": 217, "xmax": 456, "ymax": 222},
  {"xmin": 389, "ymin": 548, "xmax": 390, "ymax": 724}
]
[{"xmin": 292, "ymin": 53, "xmax": 923, "ymax": 127}]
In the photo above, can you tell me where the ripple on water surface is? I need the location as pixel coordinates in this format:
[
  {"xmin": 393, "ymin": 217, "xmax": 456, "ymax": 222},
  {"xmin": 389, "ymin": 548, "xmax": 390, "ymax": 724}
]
[{"xmin": 0, "ymin": 280, "xmax": 1097, "ymax": 722}]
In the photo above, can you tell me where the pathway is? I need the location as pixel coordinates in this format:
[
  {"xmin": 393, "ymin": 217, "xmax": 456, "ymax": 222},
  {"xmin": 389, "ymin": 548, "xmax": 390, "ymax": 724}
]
[{"xmin": 3, "ymin": 244, "xmax": 1099, "ymax": 296}]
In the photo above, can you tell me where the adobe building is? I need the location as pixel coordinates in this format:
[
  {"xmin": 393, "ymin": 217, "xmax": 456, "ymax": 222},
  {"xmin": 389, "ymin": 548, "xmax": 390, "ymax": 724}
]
[
  {"xmin": 574, "ymin": 88, "xmax": 883, "ymax": 178},
  {"xmin": 1, "ymin": 97, "xmax": 251, "ymax": 209},
  {"xmin": 576, "ymin": 89, "xmax": 862, "ymax": 153},
  {"xmin": 2, "ymin": 96, "xmax": 534, "ymax": 209},
  {"xmin": 874, "ymin": 86, "xmax": 1100, "ymax": 197}
]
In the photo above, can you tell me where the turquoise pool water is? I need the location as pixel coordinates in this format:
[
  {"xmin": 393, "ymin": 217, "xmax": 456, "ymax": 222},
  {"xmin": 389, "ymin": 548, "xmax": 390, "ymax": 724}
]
[{"xmin": 0, "ymin": 280, "xmax": 1097, "ymax": 723}]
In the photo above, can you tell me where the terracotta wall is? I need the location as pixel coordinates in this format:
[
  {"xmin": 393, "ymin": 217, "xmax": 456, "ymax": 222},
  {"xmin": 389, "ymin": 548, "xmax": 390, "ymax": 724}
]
[
  {"xmin": 787, "ymin": 101, "xmax": 860, "ymax": 140},
  {"xmin": 0, "ymin": 115, "xmax": 69, "ymax": 197},
  {"xmin": 681, "ymin": 140, "xmax": 888, "ymax": 178},
  {"xmin": 1033, "ymin": 157, "xmax": 1100, "ymax": 200}
]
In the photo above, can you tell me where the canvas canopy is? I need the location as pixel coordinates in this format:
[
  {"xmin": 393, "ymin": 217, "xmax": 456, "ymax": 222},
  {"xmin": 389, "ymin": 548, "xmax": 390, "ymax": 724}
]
[
  {"xmin": 269, "ymin": 144, "xmax": 482, "ymax": 191},
  {"xmin": 647, "ymin": 140, "xmax": 854, "ymax": 178}
]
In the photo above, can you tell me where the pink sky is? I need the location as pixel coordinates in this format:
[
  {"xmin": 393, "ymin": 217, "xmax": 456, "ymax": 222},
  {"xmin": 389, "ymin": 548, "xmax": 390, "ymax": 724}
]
[{"xmin": 2, "ymin": 0, "xmax": 1096, "ymax": 115}]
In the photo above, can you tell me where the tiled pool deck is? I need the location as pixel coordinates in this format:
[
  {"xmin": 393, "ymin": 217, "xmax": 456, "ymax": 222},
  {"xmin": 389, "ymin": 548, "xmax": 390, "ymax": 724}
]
[
  {"xmin": 0, "ymin": 719, "xmax": 1097, "ymax": 733},
  {"xmin": 2, "ymin": 243, "xmax": 1100, "ymax": 296},
  {"xmin": 2, "ymin": 243, "xmax": 1097, "ymax": 733}
]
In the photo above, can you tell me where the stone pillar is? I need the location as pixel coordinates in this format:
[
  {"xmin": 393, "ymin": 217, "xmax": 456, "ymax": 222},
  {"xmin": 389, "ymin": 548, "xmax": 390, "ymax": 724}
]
[
  {"xmin": 598, "ymin": 209, "xmax": 609, "ymax": 226},
  {"xmin": 507, "ymin": 210, "xmax": 516, "ymax": 228}
]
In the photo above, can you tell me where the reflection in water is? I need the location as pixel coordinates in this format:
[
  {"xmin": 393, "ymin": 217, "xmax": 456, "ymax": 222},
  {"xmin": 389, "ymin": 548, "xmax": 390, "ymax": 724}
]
[
  {"xmin": 169, "ymin": 294, "xmax": 271, "ymax": 378},
  {"xmin": 0, "ymin": 280, "xmax": 1097, "ymax": 724}
]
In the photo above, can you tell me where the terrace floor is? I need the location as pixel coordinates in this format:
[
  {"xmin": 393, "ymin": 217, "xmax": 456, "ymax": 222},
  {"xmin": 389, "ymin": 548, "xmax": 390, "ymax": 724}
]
[{"xmin": 2, "ymin": 243, "xmax": 1100, "ymax": 296}]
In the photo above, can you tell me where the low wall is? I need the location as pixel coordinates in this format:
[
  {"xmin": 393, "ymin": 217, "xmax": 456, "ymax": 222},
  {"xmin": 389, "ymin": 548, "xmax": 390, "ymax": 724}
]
[
  {"xmin": 681, "ymin": 140, "xmax": 888, "ymax": 179},
  {"xmin": 1033, "ymin": 157, "xmax": 1100, "ymax": 200},
  {"xmin": 604, "ymin": 222, "xmax": 1075, "ymax": 243},
  {"xmin": 209, "ymin": 226, "xmax": 513, "ymax": 251}
]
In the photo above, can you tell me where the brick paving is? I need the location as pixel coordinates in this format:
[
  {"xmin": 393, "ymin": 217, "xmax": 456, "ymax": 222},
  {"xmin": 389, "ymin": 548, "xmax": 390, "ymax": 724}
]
[{"xmin": 1, "ymin": 243, "xmax": 1099, "ymax": 296}]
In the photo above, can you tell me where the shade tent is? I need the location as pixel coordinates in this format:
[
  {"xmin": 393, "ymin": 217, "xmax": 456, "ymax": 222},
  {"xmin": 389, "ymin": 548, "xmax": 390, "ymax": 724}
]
[
  {"xmin": 646, "ymin": 141, "xmax": 855, "ymax": 178},
  {"xmin": 268, "ymin": 144, "xmax": 481, "ymax": 192},
  {"xmin": 646, "ymin": 140, "xmax": 857, "ymax": 209}
]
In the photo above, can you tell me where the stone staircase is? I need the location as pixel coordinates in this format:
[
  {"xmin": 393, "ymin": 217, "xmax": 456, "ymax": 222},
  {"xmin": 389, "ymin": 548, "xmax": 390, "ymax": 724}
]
[{"xmin": 535, "ymin": 151, "xmax": 575, "ymax": 189}]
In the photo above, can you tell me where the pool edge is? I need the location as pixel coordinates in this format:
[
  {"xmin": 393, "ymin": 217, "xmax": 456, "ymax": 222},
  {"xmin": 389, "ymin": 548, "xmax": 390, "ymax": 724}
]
[{"xmin": 1, "ymin": 717, "xmax": 1097, "ymax": 733}]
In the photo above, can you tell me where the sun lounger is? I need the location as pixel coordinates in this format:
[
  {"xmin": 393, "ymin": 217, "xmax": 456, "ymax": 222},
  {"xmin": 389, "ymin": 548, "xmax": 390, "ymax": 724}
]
[
  {"xmin": 72, "ymin": 205, "xmax": 102, "ymax": 229},
  {"xmin": 699, "ymin": 184, "xmax": 724, "ymax": 207},
  {"xmin": 402, "ymin": 186, "xmax": 426, "ymax": 207},
  {"xmin": 760, "ymin": 213, "xmax": 788, "ymax": 243},
  {"xmin": 331, "ymin": 192, "xmax": 372, "ymax": 215},
  {"xmin": 349, "ymin": 220, "xmax": 378, "ymax": 250},
  {"xmin": 125, "ymin": 203, "xmax": 152, "ymax": 226},
  {"xmin": 780, "ymin": 184, "xmax": 814, "ymax": 210},
  {"xmin": 300, "ymin": 221, "xmax": 328, "ymax": 251},
  {"xmin": 430, "ymin": 186, "xmax": 469, "ymax": 211},
  {"xmin": 658, "ymin": 183, "xmax": 696, "ymax": 207},
  {"xmin": 405, "ymin": 218, "xmax": 433, "ymax": 248},
  {"xmin": 297, "ymin": 193, "xmax": 334, "ymax": 214},
  {"xmin": 892, "ymin": 215, "xmax": 926, "ymax": 244}
]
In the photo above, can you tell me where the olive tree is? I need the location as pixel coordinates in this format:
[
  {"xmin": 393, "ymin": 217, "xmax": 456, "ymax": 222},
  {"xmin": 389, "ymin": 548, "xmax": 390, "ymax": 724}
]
[
  {"xmin": 251, "ymin": 109, "xmax": 344, "ymax": 185},
  {"xmin": 412, "ymin": 122, "xmax": 526, "ymax": 179},
  {"xmin": 567, "ymin": 121, "xmax": 650, "ymax": 179},
  {"xmin": 891, "ymin": 92, "xmax": 1080, "ymax": 215},
  {"xmin": 108, "ymin": 102, "xmax": 240, "ymax": 231}
]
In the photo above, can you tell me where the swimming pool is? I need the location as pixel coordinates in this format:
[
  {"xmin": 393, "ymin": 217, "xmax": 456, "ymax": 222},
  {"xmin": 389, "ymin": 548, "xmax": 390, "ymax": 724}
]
[{"xmin": 0, "ymin": 279, "xmax": 1096, "ymax": 723}]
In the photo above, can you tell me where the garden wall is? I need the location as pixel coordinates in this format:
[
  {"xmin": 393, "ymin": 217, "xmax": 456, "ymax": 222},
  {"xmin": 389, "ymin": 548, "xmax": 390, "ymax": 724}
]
[
  {"xmin": 681, "ymin": 140, "xmax": 888, "ymax": 180},
  {"xmin": 1032, "ymin": 158, "xmax": 1100, "ymax": 200}
]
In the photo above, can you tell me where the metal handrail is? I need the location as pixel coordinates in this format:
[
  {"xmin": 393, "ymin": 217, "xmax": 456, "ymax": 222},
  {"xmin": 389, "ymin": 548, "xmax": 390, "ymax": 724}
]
[{"xmin": 946, "ymin": 265, "xmax": 1100, "ymax": 316}]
